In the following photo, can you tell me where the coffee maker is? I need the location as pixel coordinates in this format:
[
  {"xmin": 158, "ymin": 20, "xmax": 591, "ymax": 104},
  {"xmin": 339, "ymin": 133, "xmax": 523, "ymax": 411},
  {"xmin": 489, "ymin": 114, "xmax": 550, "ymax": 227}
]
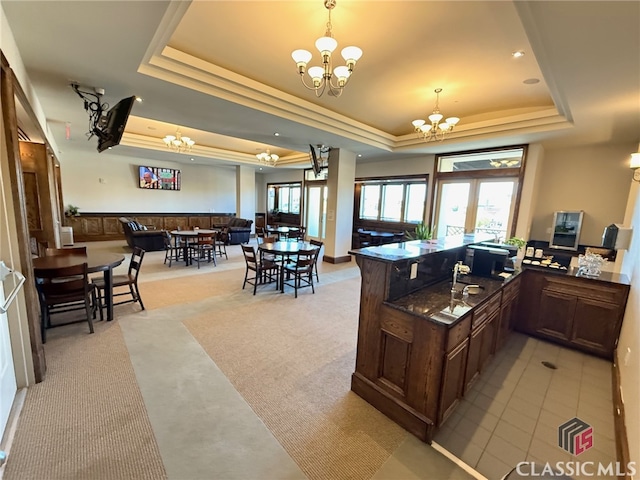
[{"xmin": 465, "ymin": 245, "xmax": 510, "ymax": 278}]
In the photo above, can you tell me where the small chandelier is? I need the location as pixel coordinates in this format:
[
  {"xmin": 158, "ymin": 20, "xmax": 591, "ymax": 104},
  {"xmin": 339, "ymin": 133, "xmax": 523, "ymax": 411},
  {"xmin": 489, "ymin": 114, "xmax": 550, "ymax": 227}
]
[
  {"xmin": 490, "ymin": 159, "xmax": 520, "ymax": 168},
  {"xmin": 256, "ymin": 150, "xmax": 279, "ymax": 166},
  {"xmin": 412, "ymin": 88, "xmax": 460, "ymax": 142},
  {"xmin": 291, "ymin": 0, "xmax": 363, "ymax": 98},
  {"xmin": 163, "ymin": 129, "xmax": 195, "ymax": 153}
]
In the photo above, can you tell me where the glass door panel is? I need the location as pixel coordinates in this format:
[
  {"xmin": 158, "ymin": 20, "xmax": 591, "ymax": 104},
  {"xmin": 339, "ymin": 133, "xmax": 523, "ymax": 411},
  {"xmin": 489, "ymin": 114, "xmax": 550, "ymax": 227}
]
[
  {"xmin": 473, "ymin": 180, "xmax": 516, "ymax": 242},
  {"xmin": 435, "ymin": 182, "xmax": 471, "ymax": 237},
  {"xmin": 305, "ymin": 184, "xmax": 326, "ymax": 240}
]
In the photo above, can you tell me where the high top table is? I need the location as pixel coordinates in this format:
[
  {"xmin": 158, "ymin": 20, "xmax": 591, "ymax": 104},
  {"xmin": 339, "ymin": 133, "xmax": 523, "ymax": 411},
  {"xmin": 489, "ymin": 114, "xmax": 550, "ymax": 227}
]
[
  {"xmin": 258, "ymin": 241, "xmax": 319, "ymax": 292},
  {"xmin": 170, "ymin": 229, "xmax": 219, "ymax": 266},
  {"xmin": 33, "ymin": 252, "xmax": 125, "ymax": 321}
]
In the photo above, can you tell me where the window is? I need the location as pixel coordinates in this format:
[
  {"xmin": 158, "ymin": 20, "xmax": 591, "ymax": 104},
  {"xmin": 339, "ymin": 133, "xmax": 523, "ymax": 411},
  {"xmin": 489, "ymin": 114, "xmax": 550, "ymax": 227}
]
[
  {"xmin": 433, "ymin": 146, "xmax": 525, "ymax": 241},
  {"xmin": 356, "ymin": 177, "xmax": 428, "ymax": 224},
  {"xmin": 267, "ymin": 183, "xmax": 301, "ymax": 214}
]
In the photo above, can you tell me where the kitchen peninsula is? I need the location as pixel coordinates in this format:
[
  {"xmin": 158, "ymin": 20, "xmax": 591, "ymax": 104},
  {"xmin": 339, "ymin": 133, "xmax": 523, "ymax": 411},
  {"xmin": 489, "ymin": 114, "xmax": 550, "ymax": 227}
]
[
  {"xmin": 349, "ymin": 236, "xmax": 630, "ymax": 445},
  {"xmin": 349, "ymin": 234, "xmax": 518, "ymax": 443}
]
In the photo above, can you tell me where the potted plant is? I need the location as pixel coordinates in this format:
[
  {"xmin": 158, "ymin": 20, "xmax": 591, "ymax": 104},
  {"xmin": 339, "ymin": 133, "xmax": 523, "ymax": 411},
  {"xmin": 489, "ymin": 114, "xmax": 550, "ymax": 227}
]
[
  {"xmin": 505, "ymin": 237, "xmax": 527, "ymax": 266},
  {"xmin": 406, "ymin": 222, "xmax": 433, "ymax": 241},
  {"xmin": 505, "ymin": 237, "xmax": 526, "ymax": 250},
  {"xmin": 65, "ymin": 204, "xmax": 80, "ymax": 218}
]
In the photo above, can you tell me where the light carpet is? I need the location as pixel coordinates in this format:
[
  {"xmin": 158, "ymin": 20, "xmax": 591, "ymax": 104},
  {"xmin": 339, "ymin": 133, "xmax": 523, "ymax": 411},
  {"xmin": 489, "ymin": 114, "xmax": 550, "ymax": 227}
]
[
  {"xmin": 136, "ymin": 248, "xmax": 410, "ymax": 479},
  {"xmin": 177, "ymin": 276, "xmax": 409, "ymax": 480},
  {"xmin": 3, "ymin": 320, "xmax": 167, "ymax": 480}
]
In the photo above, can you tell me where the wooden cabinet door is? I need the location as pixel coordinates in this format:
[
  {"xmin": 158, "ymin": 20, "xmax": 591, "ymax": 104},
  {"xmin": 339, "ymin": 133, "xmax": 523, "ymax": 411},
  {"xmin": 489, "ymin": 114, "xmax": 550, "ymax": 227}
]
[
  {"xmin": 497, "ymin": 296, "xmax": 515, "ymax": 351},
  {"xmin": 479, "ymin": 309, "xmax": 499, "ymax": 371},
  {"xmin": 571, "ymin": 298, "xmax": 621, "ymax": 357},
  {"xmin": 439, "ymin": 338, "xmax": 469, "ymax": 425},
  {"xmin": 537, "ymin": 289, "xmax": 576, "ymax": 341},
  {"xmin": 464, "ymin": 324, "xmax": 484, "ymax": 393}
]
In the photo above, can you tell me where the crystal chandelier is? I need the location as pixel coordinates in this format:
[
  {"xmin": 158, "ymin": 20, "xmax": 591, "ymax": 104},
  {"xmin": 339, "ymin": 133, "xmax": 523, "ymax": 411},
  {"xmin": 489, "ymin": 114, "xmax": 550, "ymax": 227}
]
[
  {"xmin": 291, "ymin": 0, "xmax": 363, "ymax": 98},
  {"xmin": 412, "ymin": 89, "xmax": 460, "ymax": 142},
  {"xmin": 163, "ymin": 129, "xmax": 195, "ymax": 153},
  {"xmin": 256, "ymin": 149, "xmax": 279, "ymax": 166}
]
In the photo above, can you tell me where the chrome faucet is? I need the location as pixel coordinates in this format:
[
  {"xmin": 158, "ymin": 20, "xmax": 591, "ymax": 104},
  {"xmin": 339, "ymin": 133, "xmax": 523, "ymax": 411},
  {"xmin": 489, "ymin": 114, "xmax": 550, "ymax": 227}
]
[{"xmin": 452, "ymin": 261, "xmax": 470, "ymax": 292}]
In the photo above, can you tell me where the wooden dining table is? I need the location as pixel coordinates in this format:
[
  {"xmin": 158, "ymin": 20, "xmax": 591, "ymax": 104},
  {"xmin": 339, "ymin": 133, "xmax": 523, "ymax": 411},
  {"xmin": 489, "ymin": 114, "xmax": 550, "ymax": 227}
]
[
  {"xmin": 258, "ymin": 241, "xmax": 319, "ymax": 292},
  {"xmin": 170, "ymin": 229, "xmax": 219, "ymax": 266},
  {"xmin": 265, "ymin": 225, "xmax": 300, "ymax": 240},
  {"xmin": 32, "ymin": 252, "xmax": 125, "ymax": 321}
]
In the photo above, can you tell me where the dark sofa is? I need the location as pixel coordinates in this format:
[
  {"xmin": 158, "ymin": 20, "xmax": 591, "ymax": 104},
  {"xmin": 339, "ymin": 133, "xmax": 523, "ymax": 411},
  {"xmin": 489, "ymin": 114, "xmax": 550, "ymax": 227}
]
[
  {"xmin": 222, "ymin": 217, "xmax": 253, "ymax": 245},
  {"xmin": 119, "ymin": 217, "xmax": 166, "ymax": 252}
]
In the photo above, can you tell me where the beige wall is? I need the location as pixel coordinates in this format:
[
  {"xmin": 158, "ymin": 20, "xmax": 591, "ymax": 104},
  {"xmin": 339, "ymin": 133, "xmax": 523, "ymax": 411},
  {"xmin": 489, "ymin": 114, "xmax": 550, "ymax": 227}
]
[
  {"xmin": 59, "ymin": 150, "xmax": 237, "ymax": 214},
  {"xmin": 529, "ymin": 144, "xmax": 634, "ymax": 245},
  {"xmin": 617, "ymin": 181, "xmax": 639, "ymax": 467}
]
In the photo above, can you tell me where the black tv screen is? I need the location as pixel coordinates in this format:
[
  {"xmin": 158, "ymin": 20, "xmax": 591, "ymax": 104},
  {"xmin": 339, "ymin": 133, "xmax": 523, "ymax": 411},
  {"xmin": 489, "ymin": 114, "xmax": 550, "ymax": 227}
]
[
  {"xmin": 309, "ymin": 144, "xmax": 321, "ymax": 176},
  {"xmin": 97, "ymin": 96, "xmax": 136, "ymax": 152},
  {"xmin": 139, "ymin": 166, "xmax": 181, "ymax": 190}
]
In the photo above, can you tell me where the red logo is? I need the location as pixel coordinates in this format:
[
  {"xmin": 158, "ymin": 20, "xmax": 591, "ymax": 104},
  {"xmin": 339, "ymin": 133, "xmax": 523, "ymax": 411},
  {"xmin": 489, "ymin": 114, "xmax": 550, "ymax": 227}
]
[{"xmin": 558, "ymin": 417, "xmax": 593, "ymax": 456}]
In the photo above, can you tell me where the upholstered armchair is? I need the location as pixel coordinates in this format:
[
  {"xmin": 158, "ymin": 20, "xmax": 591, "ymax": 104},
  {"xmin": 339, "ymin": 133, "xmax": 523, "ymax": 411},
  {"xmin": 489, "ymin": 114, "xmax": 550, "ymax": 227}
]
[
  {"xmin": 221, "ymin": 217, "xmax": 253, "ymax": 245},
  {"xmin": 119, "ymin": 217, "xmax": 166, "ymax": 252}
]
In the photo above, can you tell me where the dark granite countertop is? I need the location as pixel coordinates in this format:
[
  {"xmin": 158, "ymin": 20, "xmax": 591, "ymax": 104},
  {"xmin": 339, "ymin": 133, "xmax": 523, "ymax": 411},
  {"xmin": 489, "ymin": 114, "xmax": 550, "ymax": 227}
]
[
  {"xmin": 522, "ymin": 264, "xmax": 630, "ymax": 286},
  {"xmin": 349, "ymin": 233, "xmax": 495, "ymax": 262},
  {"xmin": 385, "ymin": 273, "xmax": 516, "ymax": 326}
]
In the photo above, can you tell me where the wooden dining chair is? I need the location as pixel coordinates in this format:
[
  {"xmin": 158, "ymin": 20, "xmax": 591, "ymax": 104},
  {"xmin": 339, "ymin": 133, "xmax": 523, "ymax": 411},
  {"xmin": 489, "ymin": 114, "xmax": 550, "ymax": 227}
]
[
  {"xmin": 282, "ymin": 248, "xmax": 316, "ymax": 298},
  {"xmin": 93, "ymin": 247, "xmax": 146, "ymax": 318},
  {"xmin": 214, "ymin": 231, "xmax": 228, "ymax": 260},
  {"xmin": 34, "ymin": 262, "xmax": 97, "ymax": 343},
  {"xmin": 255, "ymin": 226, "xmax": 266, "ymax": 244},
  {"xmin": 163, "ymin": 231, "xmax": 182, "ymax": 267},
  {"xmin": 358, "ymin": 231, "xmax": 372, "ymax": 248},
  {"xmin": 309, "ymin": 239, "xmax": 323, "ymax": 282},
  {"xmin": 240, "ymin": 245, "xmax": 279, "ymax": 295},
  {"xmin": 260, "ymin": 236, "xmax": 279, "ymax": 262},
  {"xmin": 188, "ymin": 232, "xmax": 216, "ymax": 268}
]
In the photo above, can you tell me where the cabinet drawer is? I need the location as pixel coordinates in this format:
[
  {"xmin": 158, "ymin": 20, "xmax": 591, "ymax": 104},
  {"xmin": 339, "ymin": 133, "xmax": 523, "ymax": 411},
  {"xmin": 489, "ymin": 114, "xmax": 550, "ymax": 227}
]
[
  {"xmin": 503, "ymin": 276, "xmax": 521, "ymax": 301},
  {"xmin": 380, "ymin": 305, "xmax": 414, "ymax": 343},
  {"xmin": 446, "ymin": 316, "xmax": 471, "ymax": 352},
  {"xmin": 543, "ymin": 276, "xmax": 626, "ymax": 304},
  {"xmin": 472, "ymin": 291, "xmax": 502, "ymax": 328}
]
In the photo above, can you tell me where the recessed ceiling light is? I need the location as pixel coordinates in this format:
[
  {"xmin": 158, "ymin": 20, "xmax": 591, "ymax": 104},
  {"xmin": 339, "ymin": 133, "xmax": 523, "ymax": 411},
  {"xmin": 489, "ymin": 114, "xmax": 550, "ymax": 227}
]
[
  {"xmin": 274, "ymin": 132, "xmax": 280, "ymax": 136},
  {"xmin": 523, "ymin": 78, "xmax": 540, "ymax": 85},
  {"xmin": 358, "ymin": 154, "xmax": 362, "ymax": 157},
  {"xmin": 190, "ymin": 158, "xmax": 194, "ymax": 161},
  {"xmin": 512, "ymin": 50, "xmax": 525, "ymax": 58},
  {"xmin": 135, "ymin": 97, "xmax": 143, "ymax": 102}
]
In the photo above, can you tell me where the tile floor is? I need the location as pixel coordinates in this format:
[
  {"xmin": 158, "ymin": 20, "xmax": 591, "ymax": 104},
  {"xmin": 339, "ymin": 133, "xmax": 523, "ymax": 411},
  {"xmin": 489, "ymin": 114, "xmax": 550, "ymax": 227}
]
[{"xmin": 433, "ymin": 332, "xmax": 617, "ymax": 480}]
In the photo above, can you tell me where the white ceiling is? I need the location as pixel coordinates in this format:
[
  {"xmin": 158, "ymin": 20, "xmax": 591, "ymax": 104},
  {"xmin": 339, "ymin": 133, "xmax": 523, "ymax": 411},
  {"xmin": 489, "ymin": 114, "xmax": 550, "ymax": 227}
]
[{"xmin": 3, "ymin": 0, "xmax": 639, "ymax": 170}]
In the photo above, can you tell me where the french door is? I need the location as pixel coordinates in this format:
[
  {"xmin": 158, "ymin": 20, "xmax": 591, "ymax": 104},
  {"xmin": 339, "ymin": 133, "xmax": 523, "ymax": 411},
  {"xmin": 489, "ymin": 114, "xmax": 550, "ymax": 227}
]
[
  {"xmin": 304, "ymin": 182, "xmax": 327, "ymax": 241},
  {"xmin": 434, "ymin": 177, "xmax": 518, "ymax": 241}
]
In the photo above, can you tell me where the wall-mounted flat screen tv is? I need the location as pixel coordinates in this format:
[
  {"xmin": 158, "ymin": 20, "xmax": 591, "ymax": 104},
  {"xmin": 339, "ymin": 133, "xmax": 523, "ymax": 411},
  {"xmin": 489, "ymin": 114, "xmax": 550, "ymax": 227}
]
[
  {"xmin": 96, "ymin": 96, "xmax": 136, "ymax": 153},
  {"xmin": 139, "ymin": 166, "xmax": 181, "ymax": 190}
]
